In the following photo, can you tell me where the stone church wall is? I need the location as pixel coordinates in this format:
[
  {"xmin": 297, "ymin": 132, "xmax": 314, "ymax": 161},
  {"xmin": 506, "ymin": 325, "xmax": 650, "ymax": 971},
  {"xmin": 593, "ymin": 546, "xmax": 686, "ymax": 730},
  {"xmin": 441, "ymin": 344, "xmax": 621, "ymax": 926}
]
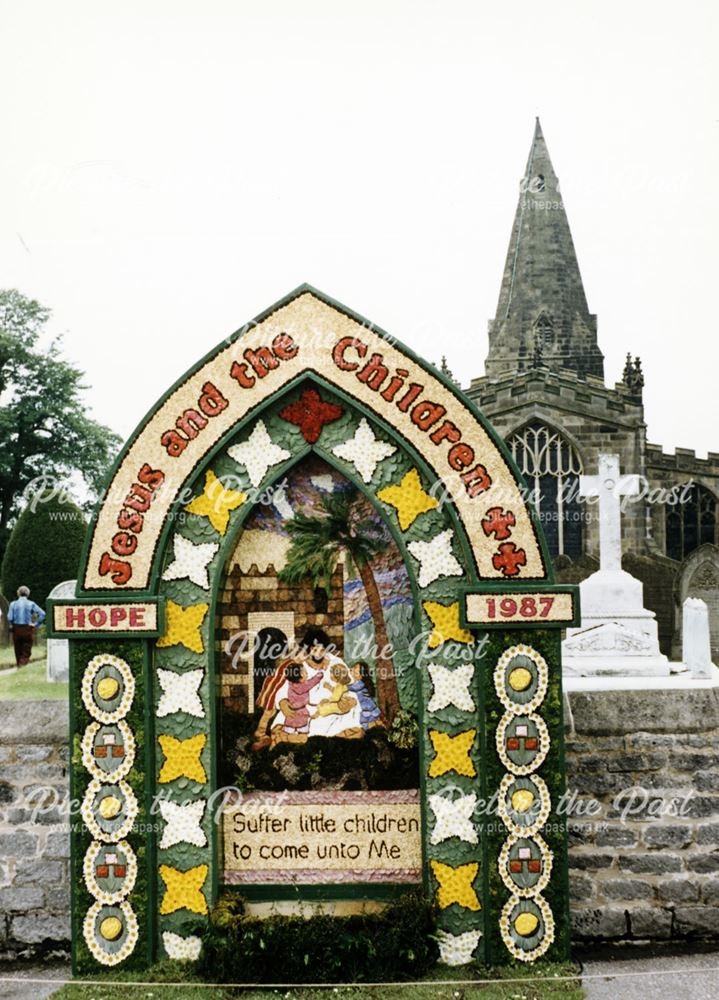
[
  {"xmin": 468, "ymin": 368, "xmax": 648, "ymax": 557},
  {"xmin": 645, "ymin": 444, "xmax": 719, "ymax": 559},
  {"xmin": 1, "ymin": 690, "xmax": 718, "ymax": 957}
]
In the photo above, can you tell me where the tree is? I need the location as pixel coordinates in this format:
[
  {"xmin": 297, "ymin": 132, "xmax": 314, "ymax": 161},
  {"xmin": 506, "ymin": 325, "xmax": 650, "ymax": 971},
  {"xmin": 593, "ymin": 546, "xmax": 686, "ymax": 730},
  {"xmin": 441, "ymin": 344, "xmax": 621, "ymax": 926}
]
[
  {"xmin": 1, "ymin": 490, "xmax": 86, "ymax": 610},
  {"xmin": 278, "ymin": 486, "xmax": 402, "ymax": 724},
  {"xmin": 0, "ymin": 289, "xmax": 121, "ymax": 561}
]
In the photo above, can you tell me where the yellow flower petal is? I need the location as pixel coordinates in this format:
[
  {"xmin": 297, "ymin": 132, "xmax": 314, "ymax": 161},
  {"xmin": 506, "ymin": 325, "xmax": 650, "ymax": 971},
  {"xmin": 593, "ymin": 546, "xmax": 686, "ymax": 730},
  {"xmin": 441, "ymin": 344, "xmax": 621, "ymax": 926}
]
[
  {"xmin": 377, "ymin": 468, "xmax": 439, "ymax": 531},
  {"xmin": 185, "ymin": 470, "xmax": 246, "ymax": 535},
  {"xmin": 159, "ymin": 864, "xmax": 208, "ymax": 915},
  {"xmin": 423, "ymin": 601, "xmax": 473, "ymax": 649},
  {"xmin": 428, "ymin": 729, "xmax": 476, "ymax": 778},
  {"xmin": 158, "ymin": 733, "xmax": 207, "ymax": 784},
  {"xmin": 515, "ymin": 912, "xmax": 539, "ymax": 937},
  {"xmin": 431, "ymin": 859, "xmax": 481, "ymax": 911},
  {"xmin": 99, "ymin": 916, "xmax": 123, "ymax": 941},
  {"xmin": 156, "ymin": 600, "xmax": 208, "ymax": 654}
]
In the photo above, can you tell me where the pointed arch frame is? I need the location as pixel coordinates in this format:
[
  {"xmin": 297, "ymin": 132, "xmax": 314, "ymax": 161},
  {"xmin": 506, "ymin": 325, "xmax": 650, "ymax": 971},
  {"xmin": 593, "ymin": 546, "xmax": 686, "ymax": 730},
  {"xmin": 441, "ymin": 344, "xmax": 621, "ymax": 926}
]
[{"xmin": 62, "ymin": 287, "xmax": 575, "ymax": 974}]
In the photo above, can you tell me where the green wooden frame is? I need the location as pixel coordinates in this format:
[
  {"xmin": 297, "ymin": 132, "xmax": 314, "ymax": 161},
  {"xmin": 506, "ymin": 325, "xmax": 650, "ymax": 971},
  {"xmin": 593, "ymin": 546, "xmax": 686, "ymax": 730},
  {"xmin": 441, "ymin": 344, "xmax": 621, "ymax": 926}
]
[{"xmin": 67, "ymin": 285, "xmax": 574, "ymax": 974}]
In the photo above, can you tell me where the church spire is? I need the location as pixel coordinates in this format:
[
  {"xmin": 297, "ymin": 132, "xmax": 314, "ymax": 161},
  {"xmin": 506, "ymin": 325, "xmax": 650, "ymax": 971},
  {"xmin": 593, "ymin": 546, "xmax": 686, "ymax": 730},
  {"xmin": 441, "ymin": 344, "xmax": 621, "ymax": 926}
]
[{"xmin": 485, "ymin": 119, "xmax": 604, "ymax": 380}]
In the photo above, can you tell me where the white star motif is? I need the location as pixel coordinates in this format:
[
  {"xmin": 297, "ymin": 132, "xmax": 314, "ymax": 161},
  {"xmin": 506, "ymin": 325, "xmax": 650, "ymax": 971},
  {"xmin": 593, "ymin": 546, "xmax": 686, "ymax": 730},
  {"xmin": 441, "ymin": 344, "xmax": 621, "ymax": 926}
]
[
  {"xmin": 407, "ymin": 529, "xmax": 463, "ymax": 588},
  {"xmin": 162, "ymin": 534, "xmax": 219, "ymax": 590},
  {"xmin": 162, "ymin": 930, "xmax": 203, "ymax": 961},
  {"xmin": 429, "ymin": 791, "xmax": 478, "ymax": 845},
  {"xmin": 157, "ymin": 668, "xmax": 205, "ymax": 718},
  {"xmin": 159, "ymin": 798, "xmax": 207, "ymax": 849},
  {"xmin": 332, "ymin": 418, "xmax": 396, "ymax": 483},
  {"xmin": 227, "ymin": 419, "xmax": 291, "ymax": 487},
  {"xmin": 428, "ymin": 662, "xmax": 475, "ymax": 712},
  {"xmin": 437, "ymin": 928, "xmax": 481, "ymax": 966}
]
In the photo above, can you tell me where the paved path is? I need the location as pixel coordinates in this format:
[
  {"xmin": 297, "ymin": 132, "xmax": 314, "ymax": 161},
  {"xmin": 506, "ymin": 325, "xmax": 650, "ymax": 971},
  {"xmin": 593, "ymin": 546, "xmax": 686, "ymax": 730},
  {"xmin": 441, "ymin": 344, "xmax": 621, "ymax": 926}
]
[
  {"xmin": 2, "ymin": 952, "xmax": 719, "ymax": 998},
  {"xmin": 582, "ymin": 950, "xmax": 719, "ymax": 999},
  {"xmin": 0, "ymin": 963, "xmax": 68, "ymax": 1000}
]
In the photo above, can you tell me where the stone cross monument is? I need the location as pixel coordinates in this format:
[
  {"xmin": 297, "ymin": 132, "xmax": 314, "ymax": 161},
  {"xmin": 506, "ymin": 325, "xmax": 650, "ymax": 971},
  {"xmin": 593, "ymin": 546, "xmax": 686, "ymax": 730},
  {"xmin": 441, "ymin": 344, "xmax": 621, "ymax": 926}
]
[
  {"xmin": 562, "ymin": 454, "xmax": 671, "ymax": 676},
  {"xmin": 580, "ymin": 455, "xmax": 640, "ymax": 573}
]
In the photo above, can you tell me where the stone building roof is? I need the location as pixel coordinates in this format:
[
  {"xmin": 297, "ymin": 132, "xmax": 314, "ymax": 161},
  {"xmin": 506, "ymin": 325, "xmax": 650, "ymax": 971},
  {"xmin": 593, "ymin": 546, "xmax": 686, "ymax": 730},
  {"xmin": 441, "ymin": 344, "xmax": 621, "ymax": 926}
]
[{"xmin": 485, "ymin": 119, "xmax": 604, "ymax": 381}]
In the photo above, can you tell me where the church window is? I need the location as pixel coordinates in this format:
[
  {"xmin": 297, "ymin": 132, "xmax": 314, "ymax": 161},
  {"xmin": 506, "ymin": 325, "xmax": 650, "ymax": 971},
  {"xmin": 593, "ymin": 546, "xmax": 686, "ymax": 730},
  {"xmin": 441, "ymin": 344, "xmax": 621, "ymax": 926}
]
[
  {"xmin": 508, "ymin": 421, "xmax": 584, "ymax": 559},
  {"xmin": 665, "ymin": 483, "xmax": 717, "ymax": 561}
]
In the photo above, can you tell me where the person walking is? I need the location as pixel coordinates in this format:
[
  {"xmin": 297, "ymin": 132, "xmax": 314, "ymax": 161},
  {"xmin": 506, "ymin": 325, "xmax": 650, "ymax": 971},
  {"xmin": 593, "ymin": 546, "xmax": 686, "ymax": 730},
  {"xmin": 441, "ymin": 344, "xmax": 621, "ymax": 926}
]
[{"xmin": 7, "ymin": 586, "xmax": 45, "ymax": 667}]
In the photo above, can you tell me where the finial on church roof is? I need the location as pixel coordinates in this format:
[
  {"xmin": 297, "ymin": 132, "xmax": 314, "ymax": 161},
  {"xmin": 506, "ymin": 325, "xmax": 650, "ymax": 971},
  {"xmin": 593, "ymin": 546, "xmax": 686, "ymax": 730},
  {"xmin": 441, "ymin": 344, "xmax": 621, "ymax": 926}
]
[
  {"xmin": 622, "ymin": 352, "xmax": 633, "ymax": 382},
  {"xmin": 622, "ymin": 353, "xmax": 644, "ymax": 396},
  {"xmin": 437, "ymin": 356, "xmax": 459, "ymax": 385}
]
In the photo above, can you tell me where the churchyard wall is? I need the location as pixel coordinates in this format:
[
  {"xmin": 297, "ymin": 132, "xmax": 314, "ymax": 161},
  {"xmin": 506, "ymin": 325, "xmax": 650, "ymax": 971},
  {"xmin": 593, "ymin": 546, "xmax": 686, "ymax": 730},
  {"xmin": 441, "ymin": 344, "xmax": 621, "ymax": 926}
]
[
  {"xmin": 1, "ymin": 688, "xmax": 718, "ymax": 957},
  {"xmin": 566, "ymin": 686, "xmax": 719, "ymax": 943},
  {"xmin": 0, "ymin": 700, "xmax": 70, "ymax": 958}
]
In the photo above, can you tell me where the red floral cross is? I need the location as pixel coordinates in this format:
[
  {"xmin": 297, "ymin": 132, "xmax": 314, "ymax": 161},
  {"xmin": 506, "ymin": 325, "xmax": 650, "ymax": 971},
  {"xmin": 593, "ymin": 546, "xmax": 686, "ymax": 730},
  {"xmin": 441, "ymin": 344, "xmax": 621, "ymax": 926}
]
[
  {"xmin": 492, "ymin": 541, "xmax": 527, "ymax": 577},
  {"xmin": 482, "ymin": 506, "xmax": 516, "ymax": 541},
  {"xmin": 279, "ymin": 388, "xmax": 344, "ymax": 444}
]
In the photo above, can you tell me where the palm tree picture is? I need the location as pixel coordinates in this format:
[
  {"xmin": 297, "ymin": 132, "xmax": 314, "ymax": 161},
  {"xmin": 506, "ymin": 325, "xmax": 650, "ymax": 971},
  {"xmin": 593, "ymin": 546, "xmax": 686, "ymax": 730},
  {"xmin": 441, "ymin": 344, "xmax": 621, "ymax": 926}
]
[{"xmin": 278, "ymin": 485, "xmax": 402, "ymax": 724}]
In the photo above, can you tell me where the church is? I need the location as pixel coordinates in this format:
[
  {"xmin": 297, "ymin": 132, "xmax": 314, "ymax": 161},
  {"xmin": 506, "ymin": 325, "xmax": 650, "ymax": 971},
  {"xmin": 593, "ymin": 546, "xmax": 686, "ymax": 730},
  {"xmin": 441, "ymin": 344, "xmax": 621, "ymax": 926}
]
[{"xmin": 462, "ymin": 120, "xmax": 719, "ymax": 660}]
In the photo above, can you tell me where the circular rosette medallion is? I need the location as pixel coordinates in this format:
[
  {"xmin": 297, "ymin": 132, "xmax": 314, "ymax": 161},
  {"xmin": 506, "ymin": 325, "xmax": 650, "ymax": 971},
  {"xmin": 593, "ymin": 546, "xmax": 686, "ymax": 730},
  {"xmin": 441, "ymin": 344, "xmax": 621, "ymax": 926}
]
[
  {"xmin": 82, "ymin": 654, "xmax": 135, "ymax": 724},
  {"xmin": 496, "ymin": 713, "xmax": 550, "ymax": 775},
  {"xmin": 500, "ymin": 894, "xmax": 555, "ymax": 962},
  {"xmin": 81, "ymin": 779, "xmax": 138, "ymax": 842},
  {"xmin": 498, "ymin": 773, "xmax": 551, "ymax": 836},
  {"xmin": 498, "ymin": 833, "xmax": 553, "ymax": 896},
  {"xmin": 81, "ymin": 721, "xmax": 135, "ymax": 782},
  {"xmin": 83, "ymin": 899, "xmax": 139, "ymax": 966},
  {"xmin": 83, "ymin": 840, "xmax": 138, "ymax": 904},
  {"xmin": 494, "ymin": 645, "xmax": 548, "ymax": 715}
]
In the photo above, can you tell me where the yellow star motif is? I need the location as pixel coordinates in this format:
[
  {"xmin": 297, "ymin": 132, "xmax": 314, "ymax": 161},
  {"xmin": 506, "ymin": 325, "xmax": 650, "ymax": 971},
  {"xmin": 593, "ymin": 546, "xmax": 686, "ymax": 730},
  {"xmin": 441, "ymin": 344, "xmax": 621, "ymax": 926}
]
[
  {"xmin": 428, "ymin": 729, "xmax": 477, "ymax": 778},
  {"xmin": 185, "ymin": 469, "xmax": 246, "ymax": 534},
  {"xmin": 158, "ymin": 733, "xmax": 207, "ymax": 784},
  {"xmin": 431, "ymin": 860, "xmax": 481, "ymax": 911},
  {"xmin": 159, "ymin": 863, "xmax": 209, "ymax": 915},
  {"xmin": 156, "ymin": 600, "xmax": 208, "ymax": 654},
  {"xmin": 376, "ymin": 468, "xmax": 439, "ymax": 531},
  {"xmin": 423, "ymin": 600, "xmax": 473, "ymax": 649}
]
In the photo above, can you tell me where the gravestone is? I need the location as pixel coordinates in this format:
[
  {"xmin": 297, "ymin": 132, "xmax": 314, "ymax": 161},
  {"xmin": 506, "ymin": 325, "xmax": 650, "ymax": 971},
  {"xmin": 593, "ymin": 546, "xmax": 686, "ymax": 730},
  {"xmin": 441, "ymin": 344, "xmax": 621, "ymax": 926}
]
[
  {"xmin": 50, "ymin": 287, "xmax": 577, "ymax": 973},
  {"xmin": 46, "ymin": 580, "xmax": 77, "ymax": 682},
  {"xmin": 683, "ymin": 598, "xmax": 715, "ymax": 679},
  {"xmin": 678, "ymin": 546, "xmax": 719, "ymax": 662},
  {"xmin": 562, "ymin": 453, "xmax": 671, "ymax": 676}
]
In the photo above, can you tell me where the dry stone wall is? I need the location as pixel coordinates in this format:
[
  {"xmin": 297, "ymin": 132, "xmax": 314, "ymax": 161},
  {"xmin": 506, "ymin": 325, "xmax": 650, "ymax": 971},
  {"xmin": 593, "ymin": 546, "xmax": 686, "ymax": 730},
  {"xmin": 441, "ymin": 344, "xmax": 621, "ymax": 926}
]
[
  {"xmin": 0, "ymin": 700, "xmax": 70, "ymax": 958},
  {"xmin": 1, "ymin": 688, "xmax": 718, "ymax": 957},
  {"xmin": 565, "ymin": 687, "xmax": 719, "ymax": 943}
]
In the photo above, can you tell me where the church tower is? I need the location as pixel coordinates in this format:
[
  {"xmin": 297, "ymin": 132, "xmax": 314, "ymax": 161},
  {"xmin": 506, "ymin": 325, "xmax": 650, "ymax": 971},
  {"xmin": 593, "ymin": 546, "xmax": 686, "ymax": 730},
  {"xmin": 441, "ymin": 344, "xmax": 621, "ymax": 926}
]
[{"xmin": 485, "ymin": 119, "xmax": 604, "ymax": 380}]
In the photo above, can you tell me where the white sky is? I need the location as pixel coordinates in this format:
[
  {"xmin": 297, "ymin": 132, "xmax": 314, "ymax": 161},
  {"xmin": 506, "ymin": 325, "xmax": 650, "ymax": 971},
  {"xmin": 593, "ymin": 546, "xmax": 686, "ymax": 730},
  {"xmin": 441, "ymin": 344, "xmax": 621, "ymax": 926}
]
[{"xmin": 1, "ymin": 0, "xmax": 717, "ymax": 460}]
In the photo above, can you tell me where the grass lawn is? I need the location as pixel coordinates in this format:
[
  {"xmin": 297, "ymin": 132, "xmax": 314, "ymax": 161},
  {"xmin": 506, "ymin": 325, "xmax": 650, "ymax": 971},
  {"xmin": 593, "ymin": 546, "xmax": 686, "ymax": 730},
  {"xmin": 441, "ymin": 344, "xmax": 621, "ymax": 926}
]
[
  {"xmin": 0, "ymin": 637, "xmax": 67, "ymax": 700},
  {"xmin": 49, "ymin": 961, "xmax": 584, "ymax": 999}
]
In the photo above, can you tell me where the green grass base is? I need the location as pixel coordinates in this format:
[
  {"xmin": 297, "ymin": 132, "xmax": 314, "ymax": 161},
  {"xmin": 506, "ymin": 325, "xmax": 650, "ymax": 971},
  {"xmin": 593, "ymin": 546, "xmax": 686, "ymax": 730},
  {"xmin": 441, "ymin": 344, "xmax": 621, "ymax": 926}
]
[
  {"xmin": 49, "ymin": 960, "xmax": 584, "ymax": 999},
  {"xmin": 0, "ymin": 642, "xmax": 67, "ymax": 700}
]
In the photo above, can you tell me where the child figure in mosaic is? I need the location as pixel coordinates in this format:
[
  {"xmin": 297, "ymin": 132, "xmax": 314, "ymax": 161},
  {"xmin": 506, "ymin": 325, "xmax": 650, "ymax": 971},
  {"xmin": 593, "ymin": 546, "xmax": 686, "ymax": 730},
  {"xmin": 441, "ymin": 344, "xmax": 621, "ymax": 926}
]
[
  {"xmin": 312, "ymin": 662, "xmax": 355, "ymax": 718},
  {"xmin": 273, "ymin": 661, "xmax": 323, "ymax": 744},
  {"xmin": 253, "ymin": 626, "xmax": 330, "ymax": 750},
  {"xmin": 348, "ymin": 660, "xmax": 383, "ymax": 730}
]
